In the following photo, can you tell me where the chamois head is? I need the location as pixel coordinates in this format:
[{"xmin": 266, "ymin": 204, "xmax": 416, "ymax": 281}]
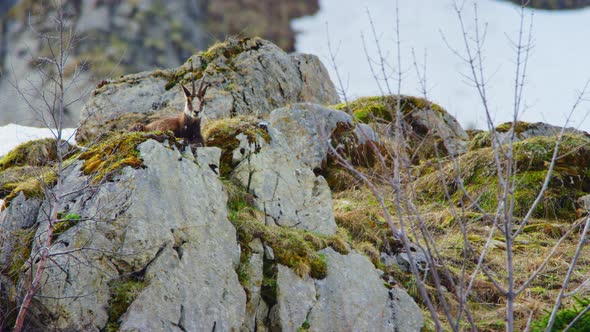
[{"xmin": 181, "ymin": 66, "xmax": 209, "ymax": 119}]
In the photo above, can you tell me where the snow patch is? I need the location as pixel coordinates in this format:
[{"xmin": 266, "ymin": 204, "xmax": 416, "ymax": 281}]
[{"xmin": 0, "ymin": 124, "xmax": 77, "ymax": 157}]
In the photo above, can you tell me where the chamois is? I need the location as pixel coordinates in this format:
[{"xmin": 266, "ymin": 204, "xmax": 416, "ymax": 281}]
[{"xmin": 130, "ymin": 76, "xmax": 209, "ymax": 148}]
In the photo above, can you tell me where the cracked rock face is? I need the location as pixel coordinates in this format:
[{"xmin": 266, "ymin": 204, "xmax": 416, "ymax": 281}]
[
  {"xmin": 11, "ymin": 141, "xmax": 245, "ymax": 331},
  {"xmin": 232, "ymin": 126, "xmax": 338, "ymax": 236},
  {"xmin": 0, "ymin": 137, "xmax": 425, "ymax": 331},
  {"xmin": 270, "ymin": 249, "xmax": 424, "ymax": 332}
]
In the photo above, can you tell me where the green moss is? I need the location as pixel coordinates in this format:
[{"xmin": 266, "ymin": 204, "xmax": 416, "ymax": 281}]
[
  {"xmin": 106, "ymin": 277, "xmax": 147, "ymax": 331},
  {"xmin": 417, "ymin": 134, "xmax": 590, "ymax": 220},
  {"xmin": 298, "ymin": 320, "xmax": 311, "ymax": 331},
  {"xmin": 78, "ymin": 132, "xmax": 178, "ymax": 183},
  {"xmin": 468, "ymin": 131, "xmax": 491, "ymax": 150},
  {"xmin": 4, "ymin": 227, "xmax": 37, "ymax": 284},
  {"xmin": 495, "ymin": 121, "xmax": 533, "ymax": 134},
  {"xmin": 333, "ymin": 95, "xmax": 446, "ymax": 124},
  {"xmin": 335, "ymin": 207, "xmax": 401, "ymax": 255},
  {"xmin": 76, "ymin": 112, "xmax": 164, "ymax": 147},
  {"xmin": 53, "ymin": 213, "xmax": 82, "ymax": 241},
  {"xmin": 223, "ymin": 178, "xmax": 348, "ymax": 279},
  {"xmin": 236, "ymin": 250, "xmax": 252, "ymax": 289},
  {"xmin": 261, "ymin": 258, "xmax": 278, "ymax": 306},
  {"xmin": 204, "ymin": 116, "xmax": 271, "ymax": 176},
  {"xmin": 1, "ymin": 166, "xmax": 57, "ymax": 205},
  {"xmin": 0, "ymin": 138, "xmax": 77, "ymax": 172},
  {"xmin": 0, "ymin": 139, "xmax": 79, "ymax": 207}
]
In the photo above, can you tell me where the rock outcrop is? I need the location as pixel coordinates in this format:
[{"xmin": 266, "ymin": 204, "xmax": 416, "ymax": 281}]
[
  {"xmin": 469, "ymin": 121, "xmax": 589, "ymax": 150},
  {"xmin": 0, "ymin": 38, "xmax": 424, "ymax": 331},
  {"xmin": 76, "ymin": 37, "xmax": 339, "ymax": 146},
  {"xmin": 334, "ymin": 95, "xmax": 470, "ymax": 162}
]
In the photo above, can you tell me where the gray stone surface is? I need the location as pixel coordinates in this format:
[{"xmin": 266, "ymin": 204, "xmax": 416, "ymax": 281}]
[
  {"xmin": 270, "ymin": 265, "xmax": 316, "ymax": 332},
  {"xmin": 355, "ymin": 123, "xmax": 380, "ymax": 145},
  {"xmin": 578, "ymin": 194, "xmax": 590, "ymax": 212},
  {"xmin": 494, "ymin": 122, "xmax": 588, "ymax": 145},
  {"xmin": 410, "ymin": 106, "xmax": 470, "ymax": 157},
  {"xmin": 0, "ymin": 192, "xmax": 41, "ymax": 268},
  {"xmin": 388, "ymin": 287, "xmax": 425, "ymax": 332},
  {"xmin": 269, "ymin": 103, "xmax": 353, "ymax": 170},
  {"xmin": 307, "ymin": 248, "xmax": 412, "ymax": 332},
  {"xmin": 309, "ymin": 249, "xmax": 380, "ymax": 331},
  {"xmin": 16, "ymin": 140, "xmax": 246, "ymax": 331},
  {"xmin": 232, "ymin": 127, "xmax": 337, "ymax": 236},
  {"xmin": 395, "ymin": 242, "xmax": 429, "ymax": 273}
]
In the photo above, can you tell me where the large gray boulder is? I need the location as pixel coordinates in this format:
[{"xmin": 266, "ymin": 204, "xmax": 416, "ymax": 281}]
[
  {"xmin": 269, "ymin": 103, "xmax": 380, "ymax": 170},
  {"xmin": 0, "ymin": 135, "xmax": 426, "ymax": 331},
  {"xmin": 77, "ymin": 38, "xmax": 339, "ymax": 145},
  {"xmin": 334, "ymin": 96, "xmax": 469, "ymax": 160},
  {"xmin": 16, "ymin": 141, "xmax": 245, "ymax": 331},
  {"xmin": 269, "ymin": 103, "xmax": 353, "ymax": 170},
  {"xmin": 232, "ymin": 126, "xmax": 338, "ymax": 236},
  {"xmin": 306, "ymin": 248, "xmax": 423, "ymax": 332}
]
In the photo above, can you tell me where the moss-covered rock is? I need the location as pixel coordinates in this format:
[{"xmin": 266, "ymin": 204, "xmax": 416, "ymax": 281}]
[
  {"xmin": 3, "ymin": 226, "xmax": 38, "ymax": 284},
  {"xmin": 0, "ymin": 139, "xmax": 78, "ymax": 206},
  {"xmin": 78, "ymin": 37, "xmax": 338, "ymax": 147},
  {"xmin": 76, "ymin": 112, "xmax": 174, "ymax": 147},
  {"xmin": 0, "ymin": 138, "xmax": 77, "ymax": 172},
  {"xmin": 106, "ymin": 277, "xmax": 147, "ymax": 332},
  {"xmin": 203, "ymin": 116, "xmax": 271, "ymax": 176},
  {"xmin": 468, "ymin": 121, "xmax": 588, "ymax": 151},
  {"xmin": 417, "ymin": 134, "xmax": 590, "ymax": 220},
  {"xmin": 79, "ymin": 131, "xmax": 178, "ymax": 183},
  {"xmin": 224, "ymin": 178, "xmax": 348, "ymax": 279},
  {"xmin": 333, "ymin": 95, "xmax": 469, "ymax": 162}
]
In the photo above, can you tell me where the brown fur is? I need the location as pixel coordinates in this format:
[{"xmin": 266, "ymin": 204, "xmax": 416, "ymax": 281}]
[
  {"xmin": 142, "ymin": 114, "xmax": 204, "ymax": 146},
  {"xmin": 130, "ymin": 81, "xmax": 208, "ymax": 147}
]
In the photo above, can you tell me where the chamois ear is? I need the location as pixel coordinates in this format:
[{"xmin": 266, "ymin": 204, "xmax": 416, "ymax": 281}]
[{"xmin": 181, "ymin": 85, "xmax": 191, "ymax": 98}]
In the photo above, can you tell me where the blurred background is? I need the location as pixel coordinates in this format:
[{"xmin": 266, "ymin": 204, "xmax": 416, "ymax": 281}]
[{"xmin": 0, "ymin": 0, "xmax": 589, "ymax": 130}]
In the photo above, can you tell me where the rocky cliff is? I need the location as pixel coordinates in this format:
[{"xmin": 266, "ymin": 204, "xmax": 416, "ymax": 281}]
[
  {"xmin": 0, "ymin": 38, "xmax": 425, "ymax": 331},
  {"xmin": 2, "ymin": 36, "xmax": 589, "ymax": 331}
]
